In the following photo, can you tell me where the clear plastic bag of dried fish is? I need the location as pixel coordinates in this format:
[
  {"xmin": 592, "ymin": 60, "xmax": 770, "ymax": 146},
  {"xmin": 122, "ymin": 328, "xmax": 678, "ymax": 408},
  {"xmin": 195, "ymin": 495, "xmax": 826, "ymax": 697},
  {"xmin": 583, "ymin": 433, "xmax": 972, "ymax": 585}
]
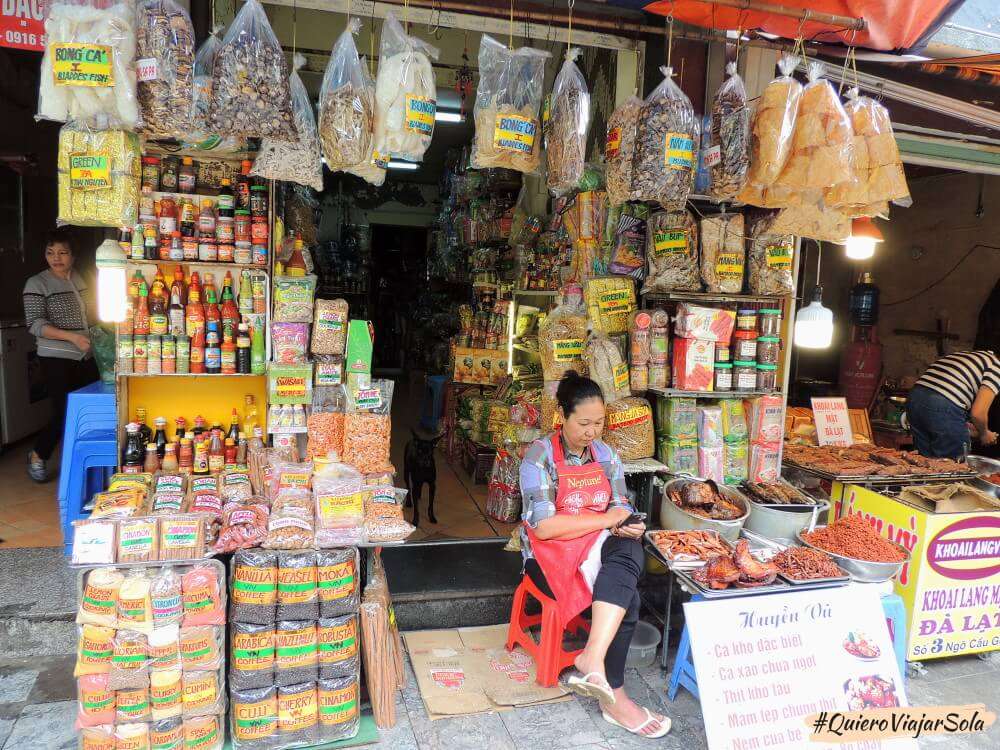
[
  {"xmin": 252, "ymin": 54, "xmax": 324, "ymax": 191},
  {"xmin": 546, "ymin": 48, "xmax": 591, "ymax": 197},
  {"xmin": 699, "ymin": 212, "xmax": 745, "ymax": 294},
  {"xmin": 642, "ymin": 209, "xmax": 700, "ymax": 294},
  {"xmin": 319, "ymin": 19, "xmax": 374, "ymax": 173},
  {"xmin": 605, "ymin": 94, "xmax": 641, "ymax": 205},
  {"xmin": 181, "ymin": 32, "xmax": 244, "ymax": 152},
  {"xmin": 208, "ymin": 0, "xmax": 295, "ymax": 139},
  {"xmin": 346, "ymin": 60, "xmax": 387, "ymax": 186},
  {"xmin": 135, "ymin": 0, "xmax": 194, "ymax": 137},
  {"xmin": 746, "ymin": 212, "xmax": 795, "ymax": 295},
  {"xmin": 708, "ymin": 63, "xmax": 750, "ymax": 201},
  {"xmin": 375, "ymin": 11, "xmax": 438, "ymax": 162},
  {"xmin": 585, "ymin": 333, "xmax": 630, "ymax": 402},
  {"xmin": 631, "ymin": 66, "xmax": 697, "ymax": 210},
  {"xmin": 472, "ymin": 34, "xmax": 550, "ymax": 174},
  {"xmin": 37, "ymin": 0, "xmax": 141, "ymax": 130}
]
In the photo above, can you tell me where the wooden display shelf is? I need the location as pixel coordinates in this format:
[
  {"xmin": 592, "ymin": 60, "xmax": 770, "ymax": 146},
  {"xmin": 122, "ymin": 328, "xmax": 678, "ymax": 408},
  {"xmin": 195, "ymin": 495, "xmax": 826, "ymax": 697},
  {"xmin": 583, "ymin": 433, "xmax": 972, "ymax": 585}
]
[
  {"xmin": 122, "ymin": 373, "xmax": 265, "ymax": 378},
  {"xmin": 642, "ymin": 290, "xmax": 784, "ymax": 306},
  {"xmin": 647, "ymin": 387, "xmax": 781, "ymax": 399},
  {"xmin": 126, "ymin": 259, "xmax": 268, "ymax": 272}
]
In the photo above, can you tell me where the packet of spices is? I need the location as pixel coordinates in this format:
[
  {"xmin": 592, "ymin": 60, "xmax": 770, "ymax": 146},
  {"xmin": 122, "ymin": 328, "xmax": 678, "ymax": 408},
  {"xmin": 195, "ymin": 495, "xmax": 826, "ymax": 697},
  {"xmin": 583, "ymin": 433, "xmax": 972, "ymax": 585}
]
[
  {"xmin": 230, "ymin": 622, "xmax": 275, "ymax": 691},
  {"xmin": 318, "ymin": 675, "xmax": 360, "ymax": 742},
  {"xmin": 183, "ymin": 714, "xmax": 223, "ymax": 750},
  {"xmin": 75, "ymin": 624, "xmax": 115, "ymax": 677},
  {"xmin": 275, "ymin": 620, "xmax": 318, "ymax": 687},
  {"xmin": 158, "ymin": 514, "xmax": 206, "ymax": 561},
  {"xmin": 231, "ymin": 684, "xmax": 278, "ymax": 750},
  {"xmin": 149, "ymin": 718, "xmax": 184, "ymax": 750},
  {"xmin": 148, "ymin": 624, "xmax": 181, "ymax": 672},
  {"xmin": 108, "ymin": 630, "xmax": 150, "ymax": 690},
  {"xmin": 317, "ymin": 614, "xmax": 359, "ymax": 680},
  {"xmin": 149, "ymin": 668, "xmax": 182, "ymax": 721},
  {"xmin": 117, "ymin": 517, "xmax": 159, "ymax": 563},
  {"xmin": 317, "ymin": 548, "xmax": 359, "ymax": 618},
  {"xmin": 179, "ymin": 625, "xmax": 222, "ymax": 671},
  {"xmin": 277, "ymin": 551, "xmax": 319, "ymax": 620},
  {"xmin": 278, "ymin": 681, "xmax": 319, "ymax": 747},
  {"xmin": 150, "ymin": 566, "xmax": 183, "ymax": 627},
  {"xmin": 230, "ymin": 549, "xmax": 277, "ymax": 625},
  {"xmin": 181, "ymin": 670, "xmax": 222, "ymax": 718},
  {"xmin": 115, "ymin": 685, "xmax": 151, "ymax": 723}
]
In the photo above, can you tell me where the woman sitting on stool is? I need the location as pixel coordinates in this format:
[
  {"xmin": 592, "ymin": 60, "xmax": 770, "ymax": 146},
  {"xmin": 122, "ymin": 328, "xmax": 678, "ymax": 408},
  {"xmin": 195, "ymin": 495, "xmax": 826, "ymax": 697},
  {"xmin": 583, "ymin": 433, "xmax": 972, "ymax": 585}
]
[{"xmin": 518, "ymin": 370, "xmax": 670, "ymax": 739}]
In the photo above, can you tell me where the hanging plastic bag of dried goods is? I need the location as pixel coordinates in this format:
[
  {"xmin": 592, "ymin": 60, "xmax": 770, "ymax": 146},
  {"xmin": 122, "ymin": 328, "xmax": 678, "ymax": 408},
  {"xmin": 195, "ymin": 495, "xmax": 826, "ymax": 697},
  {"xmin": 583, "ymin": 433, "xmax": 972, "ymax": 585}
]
[
  {"xmin": 546, "ymin": 48, "xmax": 591, "ymax": 197},
  {"xmin": 181, "ymin": 32, "xmax": 243, "ymax": 152},
  {"xmin": 605, "ymin": 93, "xmax": 642, "ymax": 205},
  {"xmin": 136, "ymin": 0, "xmax": 194, "ymax": 137},
  {"xmin": 537, "ymin": 285, "xmax": 589, "ymax": 381},
  {"xmin": 252, "ymin": 54, "xmax": 324, "ymax": 191},
  {"xmin": 642, "ymin": 209, "xmax": 700, "ymax": 294},
  {"xmin": 825, "ymin": 88, "xmax": 910, "ymax": 213},
  {"xmin": 585, "ymin": 333, "xmax": 630, "ymax": 402},
  {"xmin": 708, "ymin": 62, "xmax": 750, "ymax": 201},
  {"xmin": 209, "ymin": 0, "xmax": 295, "ymax": 139},
  {"xmin": 57, "ymin": 126, "xmax": 141, "ymax": 227},
  {"xmin": 737, "ymin": 54, "xmax": 802, "ymax": 205},
  {"xmin": 472, "ymin": 35, "xmax": 550, "ymax": 174},
  {"xmin": 37, "ymin": 0, "xmax": 141, "ymax": 130},
  {"xmin": 746, "ymin": 211, "xmax": 795, "ymax": 295},
  {"xmin": 631, "ymin": 66, "xmax": 696, "ymax": 209},
  {"xmin": 319, "ymin": 20, "xmax": 375, "ymax": 172},
  {"xmin": 374, "ymin": 11, "xmax": 438, "ymax": 162},
  {"xmin": 347, "ymin": 58, "xmax": 388, "ymax": 186},
  {"xmin": 700, "ymin": 212, "xmax": 745, "ymax": 294},
  {"xmin": 774, "ymin": 61, "xmax": 853, "ymax": 192}
]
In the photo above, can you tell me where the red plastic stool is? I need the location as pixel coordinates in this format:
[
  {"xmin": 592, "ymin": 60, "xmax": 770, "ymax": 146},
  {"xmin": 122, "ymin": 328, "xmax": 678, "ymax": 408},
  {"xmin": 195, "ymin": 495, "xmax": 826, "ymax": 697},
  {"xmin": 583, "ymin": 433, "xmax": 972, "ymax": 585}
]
[{"xmin": 505, "ymin": 576, "xmax": 591, "ymax": 687}]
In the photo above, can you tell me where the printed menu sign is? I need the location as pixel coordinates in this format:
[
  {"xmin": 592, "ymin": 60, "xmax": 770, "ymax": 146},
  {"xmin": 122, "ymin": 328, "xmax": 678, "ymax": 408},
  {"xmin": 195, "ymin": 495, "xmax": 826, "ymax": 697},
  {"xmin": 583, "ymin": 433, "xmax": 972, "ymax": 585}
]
[
  {"xmin": 812, "ymin": 396, "xmax": 853, "ymax": 447},
  {"xmin": 685, "ymin": 586, "xmax": 915, "ymax": 750}
]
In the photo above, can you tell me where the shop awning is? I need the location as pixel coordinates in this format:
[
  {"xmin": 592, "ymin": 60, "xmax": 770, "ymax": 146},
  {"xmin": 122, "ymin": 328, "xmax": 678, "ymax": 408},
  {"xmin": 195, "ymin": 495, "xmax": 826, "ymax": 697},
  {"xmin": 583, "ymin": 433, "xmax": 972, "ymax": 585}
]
[{"xmin": 616, "ymin": 1, "xmax": 967, "ymax": 53}]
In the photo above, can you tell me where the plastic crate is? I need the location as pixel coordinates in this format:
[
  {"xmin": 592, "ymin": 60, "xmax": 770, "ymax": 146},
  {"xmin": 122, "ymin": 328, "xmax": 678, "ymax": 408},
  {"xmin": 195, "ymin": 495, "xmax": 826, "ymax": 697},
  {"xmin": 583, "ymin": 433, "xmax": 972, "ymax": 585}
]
[{"xmin": 463, "ymin": 438, "xmax": 497, "ymax": 484}]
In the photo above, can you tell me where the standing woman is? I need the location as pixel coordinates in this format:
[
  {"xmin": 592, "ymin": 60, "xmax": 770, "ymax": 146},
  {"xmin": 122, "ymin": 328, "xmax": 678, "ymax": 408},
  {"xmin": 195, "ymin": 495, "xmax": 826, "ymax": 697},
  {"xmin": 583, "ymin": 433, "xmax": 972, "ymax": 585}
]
[
  {"xmin": 22, "ymin": 229, "xmax": 98, "ymax": 482},
  {"xmin": 519, "ymin": 371, "xmax": 670, "ymax": 739}
]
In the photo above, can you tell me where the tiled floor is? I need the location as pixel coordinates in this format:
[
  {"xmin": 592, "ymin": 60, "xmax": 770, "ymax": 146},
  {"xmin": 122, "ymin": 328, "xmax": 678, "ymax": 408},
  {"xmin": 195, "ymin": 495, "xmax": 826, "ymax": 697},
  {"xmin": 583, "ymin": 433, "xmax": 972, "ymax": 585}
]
[{"xmin": 0, "ymin": 440, "xmax": 63, "ymax": 549}]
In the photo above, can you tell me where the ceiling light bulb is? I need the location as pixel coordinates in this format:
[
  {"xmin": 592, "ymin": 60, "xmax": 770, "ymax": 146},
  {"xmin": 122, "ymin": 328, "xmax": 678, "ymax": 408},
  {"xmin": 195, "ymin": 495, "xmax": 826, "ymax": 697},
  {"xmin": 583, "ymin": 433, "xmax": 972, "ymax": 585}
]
[
  {"xmin": 95, "ymin": 239, "xmax": 127, "ymax": 323},
  {"xmin": 843, "ymin": 217, "xmax": 883, "ymax": 261},
  {"xmin": 794, "ymin": 286, "xmax": 834, "ymax": 349}
]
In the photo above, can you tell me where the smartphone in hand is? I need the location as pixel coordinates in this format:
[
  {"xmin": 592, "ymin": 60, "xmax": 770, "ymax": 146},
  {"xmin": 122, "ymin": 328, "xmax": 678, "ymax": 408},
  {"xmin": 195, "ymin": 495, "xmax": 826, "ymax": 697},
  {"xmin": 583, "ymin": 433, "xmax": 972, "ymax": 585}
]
[{"xmin": 617, "ymin": 512, "xmax": 647, "ymax": 528}]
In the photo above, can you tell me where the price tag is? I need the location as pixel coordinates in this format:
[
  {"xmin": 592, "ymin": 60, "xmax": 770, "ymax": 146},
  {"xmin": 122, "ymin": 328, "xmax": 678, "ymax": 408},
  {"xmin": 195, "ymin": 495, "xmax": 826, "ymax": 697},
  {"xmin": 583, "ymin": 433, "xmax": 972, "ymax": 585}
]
[
  {"xmin": 811, "ymin": 397, "xmax": 853, "ymax": 447},
  {"xmin": 136, "ymin": 57, "xmax": 158, "ymax": 82},
  {"xmin": 52, "ymin": 43, "xmax": 114, "ymax": 86},
  {"xmin": 703, "ymin": 145, "xmax": 722, "ymax": 167},
  {"xmin": 69, "ymin": 154, "xmax": 111, "ymax": 190}
]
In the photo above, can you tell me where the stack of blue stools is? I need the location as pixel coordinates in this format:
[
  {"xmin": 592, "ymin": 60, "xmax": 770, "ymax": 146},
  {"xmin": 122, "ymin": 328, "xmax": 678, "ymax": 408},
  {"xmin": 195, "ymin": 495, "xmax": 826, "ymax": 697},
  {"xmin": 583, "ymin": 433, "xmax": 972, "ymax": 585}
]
[
  {"xmin": 418, "ymin": 375, "xmax": 448, "ymax": 433},
  {"xmin": 58, "ymin": 381, "xmax": 118, "ymax": 554}
]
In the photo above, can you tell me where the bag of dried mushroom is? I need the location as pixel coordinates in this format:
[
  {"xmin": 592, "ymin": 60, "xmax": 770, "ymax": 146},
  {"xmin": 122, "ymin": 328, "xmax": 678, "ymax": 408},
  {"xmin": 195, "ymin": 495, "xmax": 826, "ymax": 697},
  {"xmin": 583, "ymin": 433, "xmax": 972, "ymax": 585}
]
[
  {"xmin": 699, "ymin": 212, "xmax": 745, "ymax": 294},
  {"xmin": 472, "ymin": 35, "xmax": 550, "ymax": 174},
  {"xmin": 605, "ymin": 94, "xmax": 641, "ymax": 205},
  {"xmin": 631, "ymin": 66, "xmax": 697, "ymax": 210},
  {"xmin": 251, "ymin": 53, "xmax": 324, "ymax": 191},
  {"xmin": 183, "ymin": 32, "xmax": 244, "ymax": 152},
  {"xmin": 642, "ymin": 209, "xmax": 699, "ymax": 294},
  {"xmin": 375, "ymin": 11, "xmax": 438, "ymax": 162},
  {"xmin": 319, "ymin": 19, "xmax": 374, "ymax": 173},
  {"xmin": 708, "ymin": 62, "xmax": 750, "ymax": 201},
  {"xmin": 209, "ymin": 0, "xmax": 295, "ymax": 139},
  {"xmin": 546, "ymin": 48, "xmax": 591, "ymax": 197},
  {"xmin": 136, "ymin": 0, "xmax": 194, "ymax": 137}
]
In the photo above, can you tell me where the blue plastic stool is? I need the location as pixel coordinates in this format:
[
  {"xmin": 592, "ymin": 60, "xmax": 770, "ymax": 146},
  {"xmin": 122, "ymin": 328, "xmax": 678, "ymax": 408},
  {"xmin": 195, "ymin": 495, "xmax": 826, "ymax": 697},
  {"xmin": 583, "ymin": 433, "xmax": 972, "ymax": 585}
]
[
  {"xmin": 419, "ymin": 375, "xmax": 448, "ymax": 433},
  {"xmin": 60, "ymin": 438, "xmax": 118, "ymax": 554},
  {"xmin": 668, "ymin": 592, "xmax": 908, "ymax": 701}
]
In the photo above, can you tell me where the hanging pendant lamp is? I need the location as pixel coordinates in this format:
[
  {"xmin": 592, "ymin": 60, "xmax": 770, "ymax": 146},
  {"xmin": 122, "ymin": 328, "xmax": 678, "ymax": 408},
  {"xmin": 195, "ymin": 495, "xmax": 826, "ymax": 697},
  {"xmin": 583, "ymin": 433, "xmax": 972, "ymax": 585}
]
[{"xmin": 794, "ymin": 241, "xmax": 834, "ymax": 349}]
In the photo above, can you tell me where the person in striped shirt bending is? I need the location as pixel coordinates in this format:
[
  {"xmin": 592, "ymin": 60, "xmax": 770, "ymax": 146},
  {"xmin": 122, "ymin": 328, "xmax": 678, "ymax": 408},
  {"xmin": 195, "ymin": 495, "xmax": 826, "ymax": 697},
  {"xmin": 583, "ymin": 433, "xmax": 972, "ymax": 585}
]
[{"xmin": 907, "ymin": 350, "xmax": 1000, "ymax": 458}]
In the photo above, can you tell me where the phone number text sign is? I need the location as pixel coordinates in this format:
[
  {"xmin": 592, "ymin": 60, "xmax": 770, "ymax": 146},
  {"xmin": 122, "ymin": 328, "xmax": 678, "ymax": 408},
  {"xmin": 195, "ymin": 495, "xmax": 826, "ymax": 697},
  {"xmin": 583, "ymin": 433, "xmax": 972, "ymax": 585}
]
[{"xmin": 684, "ymin": 586, "xmax": 916, "ymax": 750}]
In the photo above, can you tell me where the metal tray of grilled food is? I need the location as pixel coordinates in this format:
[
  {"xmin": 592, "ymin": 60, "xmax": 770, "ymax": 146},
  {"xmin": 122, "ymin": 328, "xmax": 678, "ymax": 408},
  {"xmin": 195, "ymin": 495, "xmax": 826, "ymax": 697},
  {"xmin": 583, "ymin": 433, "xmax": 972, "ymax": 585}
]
[
  {"xmin": 644, "ymin": 530, "xmax": 734, "ymax": 571},
  {"xmin": 673, "ymin": 567, "xmax": 790, "ymax": 599},
  {"xmin": 776, "ymin": 571, "xmax": 851, "ymax": 588},
  {"xmin": 741, "ymin": 478, "xmax": 819, "ymax": 508},
  {"xmin": 781, "ymin": 459, "xmax": 978, "ymax": 485}
]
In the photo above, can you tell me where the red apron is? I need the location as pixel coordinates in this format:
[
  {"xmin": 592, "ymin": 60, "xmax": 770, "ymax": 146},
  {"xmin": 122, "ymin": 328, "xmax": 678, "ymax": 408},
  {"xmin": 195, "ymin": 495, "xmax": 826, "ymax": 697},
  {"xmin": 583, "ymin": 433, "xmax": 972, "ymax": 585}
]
[{"xmin": 525, "ymin": 431, "xmax": 612, "ymax": 623}]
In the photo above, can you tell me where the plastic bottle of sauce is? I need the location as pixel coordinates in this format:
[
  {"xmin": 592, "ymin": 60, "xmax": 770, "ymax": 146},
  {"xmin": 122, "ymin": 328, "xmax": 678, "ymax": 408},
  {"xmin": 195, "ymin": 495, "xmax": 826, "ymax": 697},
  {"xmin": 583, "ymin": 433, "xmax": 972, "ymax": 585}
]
[
  {"xmin": 149, "ymin": 286, "xmax": 168, "ymax": 336},
  {"xmin": 220, "ymin": 331, "xmax": 236, "ymax": 374},
  {"xmin": 143, "ymin": 443, "xmax": 159, "ymax": 473},
  {"xmin": 192, "ymin": 416, "xmax": 206, "ymax": 438},
  {"xmin": 144, "ymin": 225, "xmax": 158, "ymax": 260},
  {"xmin": 208, "ymin": 430, "xmax": 225, "ymax": 474},
  {"xmin": 238, "ymin": 271, "xmax": 253, "ymax": 316},
  {"xmin": 205, "ymin": 321, "xmax": 221, "ymax": 374},
  {"xmin": 172, "ymin": 266, "xmax": 187, "ymax": 304},
  {"xmin": 236, "ymin": 160, "xmax": 253, "ymax": 210},
  {"xmin": 178, "ymin": 157, "xmax": 197, "ymax": 193},
  {"xmin": 122, "ymin": 422, "xmax": 144, "ymax": 473},
  {"xmin": 198, "ymin": 200, "xmax": 216, "ymax": 237},
  {"xmin": 236, "ymin": 433, "xmax": 248, "ymax": 466},
  {"xmin": 285, "ymin": 239, "xmax": 308, "ymax": 277},
  {"xmin": 203, "ymin": 278, "xmax": 221, "ymax": 330},
  {"xmin": 184, "ymin": 280, "xmax": 205, "ymax": 341},
  {"xmin": 243, "ymin": 395, "xmax": 258, "ymax": 437},
  {"xmin": 220, "ymin": 272, "xmax": 239, "ymax": 338},
  {"xmin": 169, "ymin": 231, "xmax": 183, "ymax": 262},
  {"xmin": 177, "ymin": 437, "xmax": 193, "ymax": 474},
  {"xmin": 158, "ymin": 196, "xmax": 177, "ymax": 237},
  {"xmin": 224, "ymin": 438, "xmax": 237, "ymax": 468},
  {"xmin": 130, "ymin": 222, "xmax": 145, "ymax": 261},
  {"xmin": 161, "ymin": 442, "xmax": 179, "ymax": 473},
  {"xmin": 133, "ymin": 282, "xmax": 151, "ymax": 335},
  {"xmin": 192, "ymin": 439, "xmax": 209, "ymax": 475},
  {"xmin": 250, "ymin": 324, "xmax": 265, "ymax": 375},
  {"xmin": 217, "ymin": 178, "xmax": 235, "ymax": 217},
  {"xmin": 236, "ymin": 324, "xmax": 251, "ymax": 374}
]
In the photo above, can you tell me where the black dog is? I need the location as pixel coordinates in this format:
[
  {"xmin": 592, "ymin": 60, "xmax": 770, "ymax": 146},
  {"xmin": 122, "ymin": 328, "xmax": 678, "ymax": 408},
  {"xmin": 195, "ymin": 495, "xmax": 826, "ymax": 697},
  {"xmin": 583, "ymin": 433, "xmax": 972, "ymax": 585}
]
[{"xmin": 403, "ymin": 430, "xmax": 442, "ymax": 526}]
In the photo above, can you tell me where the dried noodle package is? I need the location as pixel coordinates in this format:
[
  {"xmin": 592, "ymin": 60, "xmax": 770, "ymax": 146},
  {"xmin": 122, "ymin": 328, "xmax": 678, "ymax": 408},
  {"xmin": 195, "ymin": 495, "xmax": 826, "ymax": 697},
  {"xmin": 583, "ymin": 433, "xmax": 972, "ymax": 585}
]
[
  {"xmin": 584, "ymin": 333, "xmax": 630, "ymax": 402},
  {"xmin": 699, "ymin": 212, "xmax": 745, "ymax": 294},
  {"xmin": 374, "ymin": 12, "xmax": 438, "ymax": 162},
  {"xmin": 584, "ymin": 276, "xmax": 635, "ymax": 335},
  {"xmin": 632, "ymin": 66, "xmax": 696, "ymax": 209},
  {"xmin": 57, "ymin": 126, "xmax": 140, "ymax": 228},
  {"xmin": 746, "ymin": 213, "xmax": 795, "ymax": 295},
  {"xmin": 708, "ymin": 63, "xmax": 750, "ymax": 200},
  {"xmin": 603, "ymin": 397, "xmax": 655, "ymax": 461},
  {"xmin": 252, "ymin": 53, "xmax": 323, "ymax": 191},
  {"xmin": 208, "ymin": 0, "xmax": 295, "ymax": 139},
  {"xmin": 605, "ymin": 94, "xmax": 641, "ymax": 205},
  {"xmin": 739, "ymin": 54, "xmax": 802, "ymax": 197},
  {"xmin": 319, "ymin": 20, "xmax": 374, "ymax": 172},
  {"xmin": 774, "ymin": 61, "xmax": 853, "ymax": 191},
  {"xmin": 537, "ymin": 287, "xmax": 588, "ymax": 380},
  {"xmin": 38, "ymin": 0, "xmax": 140, "ymax": 129},
  {"xmin": 642, "ymin": 209, "xmax": 699, "ymax": 294},
  {"xmin": 136, "ymin": 0, "xmax": 194, "ymax": 137},
  {"xmin": 184, "ymin": 33, "xmax": 244, "ymax": 152},
  {"xmin": 472, "ymin": 35, "xmax": 549, "ymax": 173},
  {"xmin": 546, "ymin": 48, "xmax": 591, "ymax": 196}
]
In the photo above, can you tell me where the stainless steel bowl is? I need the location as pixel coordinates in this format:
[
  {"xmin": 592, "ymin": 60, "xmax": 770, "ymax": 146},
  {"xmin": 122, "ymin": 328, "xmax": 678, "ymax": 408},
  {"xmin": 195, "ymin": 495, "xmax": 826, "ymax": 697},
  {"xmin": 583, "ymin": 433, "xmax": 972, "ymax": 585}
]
[
  {"xmin": 796, "ymin": 527, "xmax": 910, "ymax": 583},
  {"xmin": 659, "ymin": 478, "xmax": 749, "ymax": 542},
  {"xmin": 967, "ymin": 454, "xmax": 1000, "ymax": 476},
  {"xmin": 745, "ymin": 500, "xmax": 829, "ymax": 541}
]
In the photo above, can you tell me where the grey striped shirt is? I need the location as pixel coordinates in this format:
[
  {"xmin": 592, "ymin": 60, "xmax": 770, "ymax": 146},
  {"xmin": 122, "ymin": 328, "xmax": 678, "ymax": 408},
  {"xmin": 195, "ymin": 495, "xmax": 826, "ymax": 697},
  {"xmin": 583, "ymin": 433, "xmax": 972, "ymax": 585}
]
[
  {"xmin": 23, "ymin": 270, "xmax": 90, "ymax": 360},
  {"xmin": 915, "ymin": 350, "xmax": 1000, "ymax": 411}
]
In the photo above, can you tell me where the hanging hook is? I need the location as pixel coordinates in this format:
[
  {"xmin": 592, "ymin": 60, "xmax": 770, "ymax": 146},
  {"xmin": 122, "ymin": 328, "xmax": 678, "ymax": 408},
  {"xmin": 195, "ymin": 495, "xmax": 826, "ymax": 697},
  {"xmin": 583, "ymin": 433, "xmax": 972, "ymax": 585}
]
[
  {"xmin": 567, "ymin": 0, "xmax": 575, "ymax": 52},
  {"xmin": 428, "ymin": 0, "xmax": 442, "ymax": 39}
]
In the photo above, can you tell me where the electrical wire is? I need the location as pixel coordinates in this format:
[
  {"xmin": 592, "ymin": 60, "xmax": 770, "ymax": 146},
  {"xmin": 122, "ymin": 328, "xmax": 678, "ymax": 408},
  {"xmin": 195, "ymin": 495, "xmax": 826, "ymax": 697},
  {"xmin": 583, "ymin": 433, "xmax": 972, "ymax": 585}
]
[{"xmin": 882, "ymin": 244, "xmax": 1000, "ymax": 307}]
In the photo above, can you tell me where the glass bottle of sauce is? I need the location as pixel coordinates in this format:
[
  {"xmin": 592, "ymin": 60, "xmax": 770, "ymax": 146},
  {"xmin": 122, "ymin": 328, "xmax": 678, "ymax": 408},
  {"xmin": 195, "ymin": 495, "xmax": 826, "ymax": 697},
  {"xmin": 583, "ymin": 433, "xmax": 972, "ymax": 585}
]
[
  {"xmin": 208, "ymin": 430, "xmax": 225, "ymax": 474},
  {"xmin": 191, "ymin": 416, "xmax": 206, "ymax": 438},
  {"xmin": 143, "ymin": 443, "xmax": 160, "ymax": 473},
  {"xmin": 149, "ymin": 287, "xmax": 168, "ymax": 336},
  {"xmin": 160, "ymin": 156, "xmax": 179, "ymax": 191},
  {"xmin": 161, "ymin": 442, "xmax": 179, "ymax": 473},
  {"xmin": 236, "ymin": 324, "xmax": 251, "ymax": 374},
  {"xmin": 158, "ymin": 196, "xmax": 177, "ymax": 237},
  {"xmin": 179, "ymin": 199, "xmax": 197, "ymax": 238},
  {"xmin": 198, "ymin": 200, "xmax": 216, "ymax": 237},
  {"xmin": 220, "ymin": 331, "xmax": 236, "ymax": 374},
  {"xmin": 217, "ymin": 178, "xmax": 235, "ymax": 217},
  {"xmin": 178, "ymin": 157, "xmax": 197, "ymax": 193},
  {"xmin": 122, "ymin": 423, "xmax": 144, "ymax": 473},
  {"xmin": 153, "ymin": 416, "xmax": 168, "ymax": 458}
]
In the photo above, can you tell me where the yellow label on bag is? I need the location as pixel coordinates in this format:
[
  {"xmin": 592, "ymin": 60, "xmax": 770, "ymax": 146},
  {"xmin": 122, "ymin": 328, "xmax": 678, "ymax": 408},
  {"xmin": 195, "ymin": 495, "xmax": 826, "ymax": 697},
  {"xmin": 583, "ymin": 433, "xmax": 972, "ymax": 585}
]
[
  {"xmin": 664, "ymin": 132, "xmax": 694, "ymax": 169},
  {"xmin": 404, "ymin": 95, "xmax": 436, "ymax": 135},
  {"xmin": 182, "ymin": 673, "xmax": 217, "ymax": 712},
  {"xmin": 551, "ymin": 339, "xmax": 584, "ymax": 362},
  {"xmin": 606, "ymin": 126, "xmax": 622, "ymax": 159},
  {"xmin": 69, "ymin": 154, "xmax": 111, "ymax": 190},
  {"xmin": 613, "ymin": 363, "xmax": 630, "ymax": 391},
  {"xmin": 716, "ymin": 252, "xmax": 744, "ymax": 279},
  {"xmin": 598, "ymin": 289, "xmax": 633, "ymax": 315},
  {"xmin": 279, "ymin": 689, "xmax": 318, "ymax": 732},
  {"xmin": 184, "ymin": 717, "xmax": 220, "ymax": 750},
  {"xmin": 277, "ymin": 565, "xmax": 317, "ymax": 605},
  {"xmin": 765, "ymin": 242, "xmax": 793, "ymax": 270},
  {"xmin": 276, "ymin": 626, "xmax": 317, "ymax": 670},
  {"xmin": 318, "ymin": 492, "xmax": 363, "ymax": 524},
  {"xmin": 232, "ymin": 629, "xmax": 275, "ymax": 671},
  {"xmin": 233, "ymin": 565, "xmax": 276, "ymax": 606},
  {"xmin": 318, "ymin": 682, "xmax": 358, "ymax": 725},
  {"xmin": 318, "ymin": 618, "xmax": 358, "ymax": 663},
  {"xmin": 607, "ymin": 405, "xmax": 651, "ymax": 430},
  {"xmin": 234, "ymin": 695, "xmax": 278, "ymax": 740},
  {"xmin": 652, "ymin": 229, "xmax": 689, "ymax": 257},
  {"xmin": 318, "ymin": 561, "xmax": 355, "ymax": 601},
  {"xmin": 494, "ymin": 114, "xmax": 537, "ymax": 154},
  {"xmin": 52, "ymin": 43, "xmax": 114, "ymax": 86}
]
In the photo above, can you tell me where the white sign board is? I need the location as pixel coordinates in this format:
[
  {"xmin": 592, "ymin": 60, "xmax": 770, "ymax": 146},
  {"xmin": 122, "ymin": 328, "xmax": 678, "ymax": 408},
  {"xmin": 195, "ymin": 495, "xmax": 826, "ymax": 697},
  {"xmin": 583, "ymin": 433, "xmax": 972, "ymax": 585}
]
[
  {"xmin": 812, "ymin": 396, "xmax": 854, "ymax": 447},
  {"xmin": 684, "ymin": 586, "xmax": 916, "ymax": 750}
]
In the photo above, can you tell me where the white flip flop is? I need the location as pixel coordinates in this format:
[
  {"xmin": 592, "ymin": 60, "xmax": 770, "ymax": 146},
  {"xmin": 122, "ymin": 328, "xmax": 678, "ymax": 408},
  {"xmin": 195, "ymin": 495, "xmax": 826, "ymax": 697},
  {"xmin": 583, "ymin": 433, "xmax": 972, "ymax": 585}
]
[
  {"xmin": 565, "ymin": 672, "xmax": 616, "ymax": 704},
  {"xmin": 602, "ymin": 707, "xmax": 672, "ymax": 739}
]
